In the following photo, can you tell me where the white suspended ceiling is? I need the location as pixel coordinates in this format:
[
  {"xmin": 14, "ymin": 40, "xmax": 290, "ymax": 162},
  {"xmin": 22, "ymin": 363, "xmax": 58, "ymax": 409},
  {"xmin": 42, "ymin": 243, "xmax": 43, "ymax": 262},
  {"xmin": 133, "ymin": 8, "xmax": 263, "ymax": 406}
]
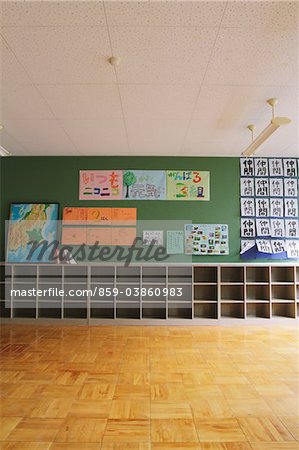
[{"xmin": 0, "ymin": 1, "xmax": 298, "ymax": 157}]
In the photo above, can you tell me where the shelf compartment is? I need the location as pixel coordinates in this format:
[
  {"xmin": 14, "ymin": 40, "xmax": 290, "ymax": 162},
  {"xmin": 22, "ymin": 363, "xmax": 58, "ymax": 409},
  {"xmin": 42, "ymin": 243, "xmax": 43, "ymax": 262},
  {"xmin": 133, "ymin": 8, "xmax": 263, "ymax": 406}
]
[
  {"xmin": 194, "ymin": 303, "xmax": 217, "ymax": 319},
  {"xmin": 272, "ymin": 303, "xmax": 295, "ymax": 318},
  {"xmin": 168, "ymin": 266, "xmax": 192, "ymax": 284},
  {"xmin": 246, "ymin": 285, "xmax": 269, "ymax": 301},
  {"xmin": 221, "ymin": 266, "xmax": 244, "ymax": 283},
  {"xmin": 13, "ymin": 301, "xmax": 36, "ymax": 318},
  {"xmin": 194, "ymin": 266, "xmax": 217, "ymax": 283},
  {"xmin": 11, "ymin": 283, "xmax": 36, "ymax": 300},
  {"xmin": 246, "ymin": 303, "xmax": 270, "ymax": 318},
  {"xmin": 271, "ymin": 266, "xmax": 294, "ymax": 283},
  {"xmin": 246, "ymin": 267, "xmax": 269, "ymax": 283},
  {"xmin": 91, "ymin": 284, "xmax": 114, "ymax": 301},
  {"xmin": 194, "ymin": 284, "xmax": 217, "ymax": 301},
  {"xmin": 221, "ymin": 285, "xmax": 244, "ymax": 301},
  {"xmin": 141, "ymin": 284, "xmax": 167, "ymax": 301},
  {"xmin": 64, "ymin": 283, "xmax": 89, "ymax": 300},
  {"xmin": 37, "ymin": 283, "xmax": 63, "ymax": 300},
  {"xmin": 63, "ymin": 302, "xmax": 87, "ymax": 319},
  {"xmin": 0, "ymin": 301, "xmax": 11, "ymax": 318},
  {"xmin": 91, "ymin": 302, "xmax": 114, "ymax": 319},
  {"xmin": 116, "ymin": 267, "xmax": 140, "ymax": 283},
  {"xmin": 64, "ymin": 266, "xmax": 88, "ymax": 281},
  {"xmin": 0, "ymin": 283, "xmax": 12, "ymax": 301},
  {"xmin": 271, "ymin": 285, "xmax": 295, "ymax": 302},
  {"xmin": 115, "ymin": 284, "xmax": 139, "ymax": 301},
  {"xmin": 168, "ymin": 284, "xmax": 192, "ymax": 301},
  {"xmin": 13, "ymin": 265, "xmax": 37, "ymax": 282},
  {"xmin": 91, "ymin": 266, "xmax": 114, "ymax": 282},
  {"xmin": 168, "ymin": 304, "xmax": 192, "ymax": 319},
  {"xmin": 221, "ymin": 303, "xmax": 244, "ymax": 319},
  {"xmin": 39, "ymin": 266, "xmax": 62, "ymax": 282},
  {"xmin": 142, "ymin": 266, "xmax": 166, "ymax": 283},
  {"xmin": 116, "ymin": 303, "xmax": 140, "ymax": 319},
  {"xmin": 38, "ymin": 301, "xmax": 62, "ymax": 319},
  {"xmin": 142, "ymin": 303, "xmax": 166, "ymax": 319}
]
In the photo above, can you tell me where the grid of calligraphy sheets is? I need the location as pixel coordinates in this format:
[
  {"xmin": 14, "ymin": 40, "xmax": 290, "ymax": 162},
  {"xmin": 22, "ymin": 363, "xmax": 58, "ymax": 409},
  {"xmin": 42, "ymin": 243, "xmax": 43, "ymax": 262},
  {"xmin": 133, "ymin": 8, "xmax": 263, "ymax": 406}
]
[{"xmin": 240, "ymin": 158, "xmax": 299, "ymax": 259}]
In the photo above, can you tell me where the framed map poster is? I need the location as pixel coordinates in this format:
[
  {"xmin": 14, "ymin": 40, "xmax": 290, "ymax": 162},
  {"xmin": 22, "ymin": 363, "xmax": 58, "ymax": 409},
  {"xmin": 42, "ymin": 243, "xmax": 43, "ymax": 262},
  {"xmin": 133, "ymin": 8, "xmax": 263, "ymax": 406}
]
[{"xmin": 6, "ymin": 203, "xmax": 59, "ymax": 262}]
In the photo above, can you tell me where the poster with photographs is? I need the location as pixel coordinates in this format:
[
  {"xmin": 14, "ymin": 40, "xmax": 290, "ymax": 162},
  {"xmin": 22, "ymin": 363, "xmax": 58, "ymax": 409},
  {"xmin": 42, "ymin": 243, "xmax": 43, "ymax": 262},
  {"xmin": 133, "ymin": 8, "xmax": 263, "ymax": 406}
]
[
  {"xmin": 240, "ymin": 157, "xmax": 299, "ymax": 259},
  {"xmin": 185, "ymin": 224, "xmax": 229, "ymax": 255}
]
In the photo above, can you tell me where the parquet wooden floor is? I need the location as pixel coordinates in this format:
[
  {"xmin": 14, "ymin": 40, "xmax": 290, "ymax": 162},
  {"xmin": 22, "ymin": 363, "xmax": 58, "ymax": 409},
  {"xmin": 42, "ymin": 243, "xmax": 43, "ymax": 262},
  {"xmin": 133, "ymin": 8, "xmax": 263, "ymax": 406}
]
[{"xmin": 0, "ymin": 325, "xmax": 298, "ymax": 449}]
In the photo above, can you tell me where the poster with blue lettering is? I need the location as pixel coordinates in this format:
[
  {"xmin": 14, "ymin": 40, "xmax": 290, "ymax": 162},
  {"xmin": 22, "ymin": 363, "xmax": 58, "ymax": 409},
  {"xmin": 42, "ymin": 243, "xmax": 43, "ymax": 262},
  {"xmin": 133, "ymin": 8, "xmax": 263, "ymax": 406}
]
[{"xmin": 123, "ymin": 170, "xmax": 166, "ymax": 200}]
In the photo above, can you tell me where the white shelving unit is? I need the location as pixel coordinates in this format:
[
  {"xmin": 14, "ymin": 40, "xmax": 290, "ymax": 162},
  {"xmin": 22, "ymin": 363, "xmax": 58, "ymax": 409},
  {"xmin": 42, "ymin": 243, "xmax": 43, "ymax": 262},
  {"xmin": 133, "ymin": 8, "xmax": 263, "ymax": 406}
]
[{"xmin": 0, "ymin": 263, "xmax": 298, "ymax": 324}]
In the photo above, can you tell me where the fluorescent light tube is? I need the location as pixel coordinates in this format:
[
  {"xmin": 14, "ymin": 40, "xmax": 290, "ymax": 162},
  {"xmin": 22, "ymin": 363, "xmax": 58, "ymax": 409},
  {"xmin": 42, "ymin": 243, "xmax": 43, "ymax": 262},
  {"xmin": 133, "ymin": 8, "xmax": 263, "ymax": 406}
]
[
  {"xmin": 0, "ymin": 145, "xmax": 12, "ymax": 157},
  {"xmin": 242, "ymin": 116, "xmax": 291, "ymax": 157}
]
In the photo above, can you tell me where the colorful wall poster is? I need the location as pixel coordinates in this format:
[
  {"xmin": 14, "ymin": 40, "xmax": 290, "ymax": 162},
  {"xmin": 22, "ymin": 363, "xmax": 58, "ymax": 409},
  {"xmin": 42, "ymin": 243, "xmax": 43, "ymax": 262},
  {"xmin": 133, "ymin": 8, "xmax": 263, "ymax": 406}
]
[
  {"xmin": 166, "ymin": 230, "xmax": 184, "ymax": 254},
  {"xmin": 240, "ymin": 157, "xmax": 299, "ymax": 260},
  {"xmin": 166, "ymin": 171, "xmax": 210, "ymax": 201},
  {"xmin": 6, "ymin": 203, "xmax": 59, "ymax": 263},
  {"xmin": 79, "ymin": 170, "xmax": 123, "ymax": 200},
  {"xmin": 123, "ymin": 170, "xmax": 166, "ymax": 200},
  {"xmin": 184, "ymin": 224, "xmax": 229, "ymax": 255},
  {"xmin": 142, "ymin": 230, "xmax": 163, "ymax": 246}
]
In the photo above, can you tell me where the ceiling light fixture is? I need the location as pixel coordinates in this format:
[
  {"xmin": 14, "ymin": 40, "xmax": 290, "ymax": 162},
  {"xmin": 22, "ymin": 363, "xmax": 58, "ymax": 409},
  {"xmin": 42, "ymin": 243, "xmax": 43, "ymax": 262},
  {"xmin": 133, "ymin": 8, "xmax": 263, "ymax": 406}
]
[
  {"xmin": 108, "ymin": 56, "xmax": 121, "ymax": 66},
  {"xmin": 0, "ymin": 123, "xmax": 4, "ymax": 131},
  {"xmin": 242, "ymin": 98, "xmax": 291, "ymax": 157},
  {"xmin": 0, "ymin": 145, "xmax": 12, "ymax": 157}
]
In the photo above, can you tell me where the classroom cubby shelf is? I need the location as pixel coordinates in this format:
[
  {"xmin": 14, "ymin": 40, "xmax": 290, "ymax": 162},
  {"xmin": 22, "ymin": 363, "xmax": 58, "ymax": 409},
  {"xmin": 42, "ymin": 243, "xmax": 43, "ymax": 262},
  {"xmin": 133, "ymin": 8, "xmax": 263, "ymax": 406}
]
[{"xmin": 0, "ymin": 263, "xmax": 298, "ymax": 324}]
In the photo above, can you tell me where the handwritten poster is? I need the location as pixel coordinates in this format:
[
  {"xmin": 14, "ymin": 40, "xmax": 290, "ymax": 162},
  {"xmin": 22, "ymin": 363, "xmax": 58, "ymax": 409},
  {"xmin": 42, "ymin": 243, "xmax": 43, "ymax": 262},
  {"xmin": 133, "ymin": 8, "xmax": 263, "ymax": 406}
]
[
  {"xmin": 63, "ymin": 207, "xmax": 87, "ymax": 224},
  {"xmin": 166, "ymin": 231, "xmax": 184, "ymax": 255},
  {"xmin": 79, "ymin": 170, "xmax": 123, "ymax": 200},
  {"xmin": 62, "ymin": 207, "xmax": 137, "ymax": 246},
  {"xmin": 185, "ymin": 224, "xmax": 229, "ymax": 255},
  {"xmin": 123, "ymin": 170, "xmax": 166, "ymax": 200},
  {"xmin": 167, "ymin": 171, "xmax": 210, "ymax": 201},
  {"xmin": 111, "ymin": 208, "xmax": 137, "ymax": 225},
  {"xmin": 142, "ymin": 230, "xmax": 163, "ymax": 246}
]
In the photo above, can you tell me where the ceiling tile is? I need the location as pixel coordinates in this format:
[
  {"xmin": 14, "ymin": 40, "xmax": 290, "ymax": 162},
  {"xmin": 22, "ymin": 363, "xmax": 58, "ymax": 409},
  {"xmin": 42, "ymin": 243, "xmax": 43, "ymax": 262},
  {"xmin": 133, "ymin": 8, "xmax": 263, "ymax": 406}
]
[
  {"xmin": 0, "ymin": 36, "xmax": 32, "ymax": 86},
  {"xmin": 38, "ymin": 85, "xmax": 123, "ymax": 119},
  {"xmin": 181, "ymin": 141, "xmax": 245, "ymax": 157},
  {"xmin": 126, "ymin": 118, "xmax": 189, "ymax": 154},
  {"xmin": 0, "ymin": 85, "xmax": 54, "ymax": 119},
  {"xmin": 192, "ymin": 85, "xmax": 283, "ymax": 123},
  {"xmin": 120, "ymin": 84, "xmax": 198, "ymax": 119},
  {"xmin": 3, "ymin": 119, "xmax": 78, "ymax": 153},
  {"xmin": 60, "ymin": 119, "xmax": 129, "ymax": 154},
  {"xmin": 105, "ymin": 1, "xmax": 225, "ymax": 27},
  {"xmin": 206, "ymin": 27, "xmax": 297, "ymax": 86},
  {"xmin": 1, "ymin": 1, "xmax": 106, "ymax": 27},
  {"xmin": 1, "ymin": 26, "xmax": 115, "ymax": 84},
  {"xmin": 222, "ymin": 1, "xmax": 298, "ymax": 29},
  {"xmin": 20, "ymin": 141, "xmax": 79, "ymax": 155},
  {"xmin": 110, "ymin": 26, "xmax": 218, "ymax": 84}
]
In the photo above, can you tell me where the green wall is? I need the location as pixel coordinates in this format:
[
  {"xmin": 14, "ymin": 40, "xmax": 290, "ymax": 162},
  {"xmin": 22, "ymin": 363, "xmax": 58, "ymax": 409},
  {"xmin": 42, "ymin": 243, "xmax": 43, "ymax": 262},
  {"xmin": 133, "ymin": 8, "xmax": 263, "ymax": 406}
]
[{"xmin": 0, "ymin": 156, "xmax": 242, "ymax": 262}]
